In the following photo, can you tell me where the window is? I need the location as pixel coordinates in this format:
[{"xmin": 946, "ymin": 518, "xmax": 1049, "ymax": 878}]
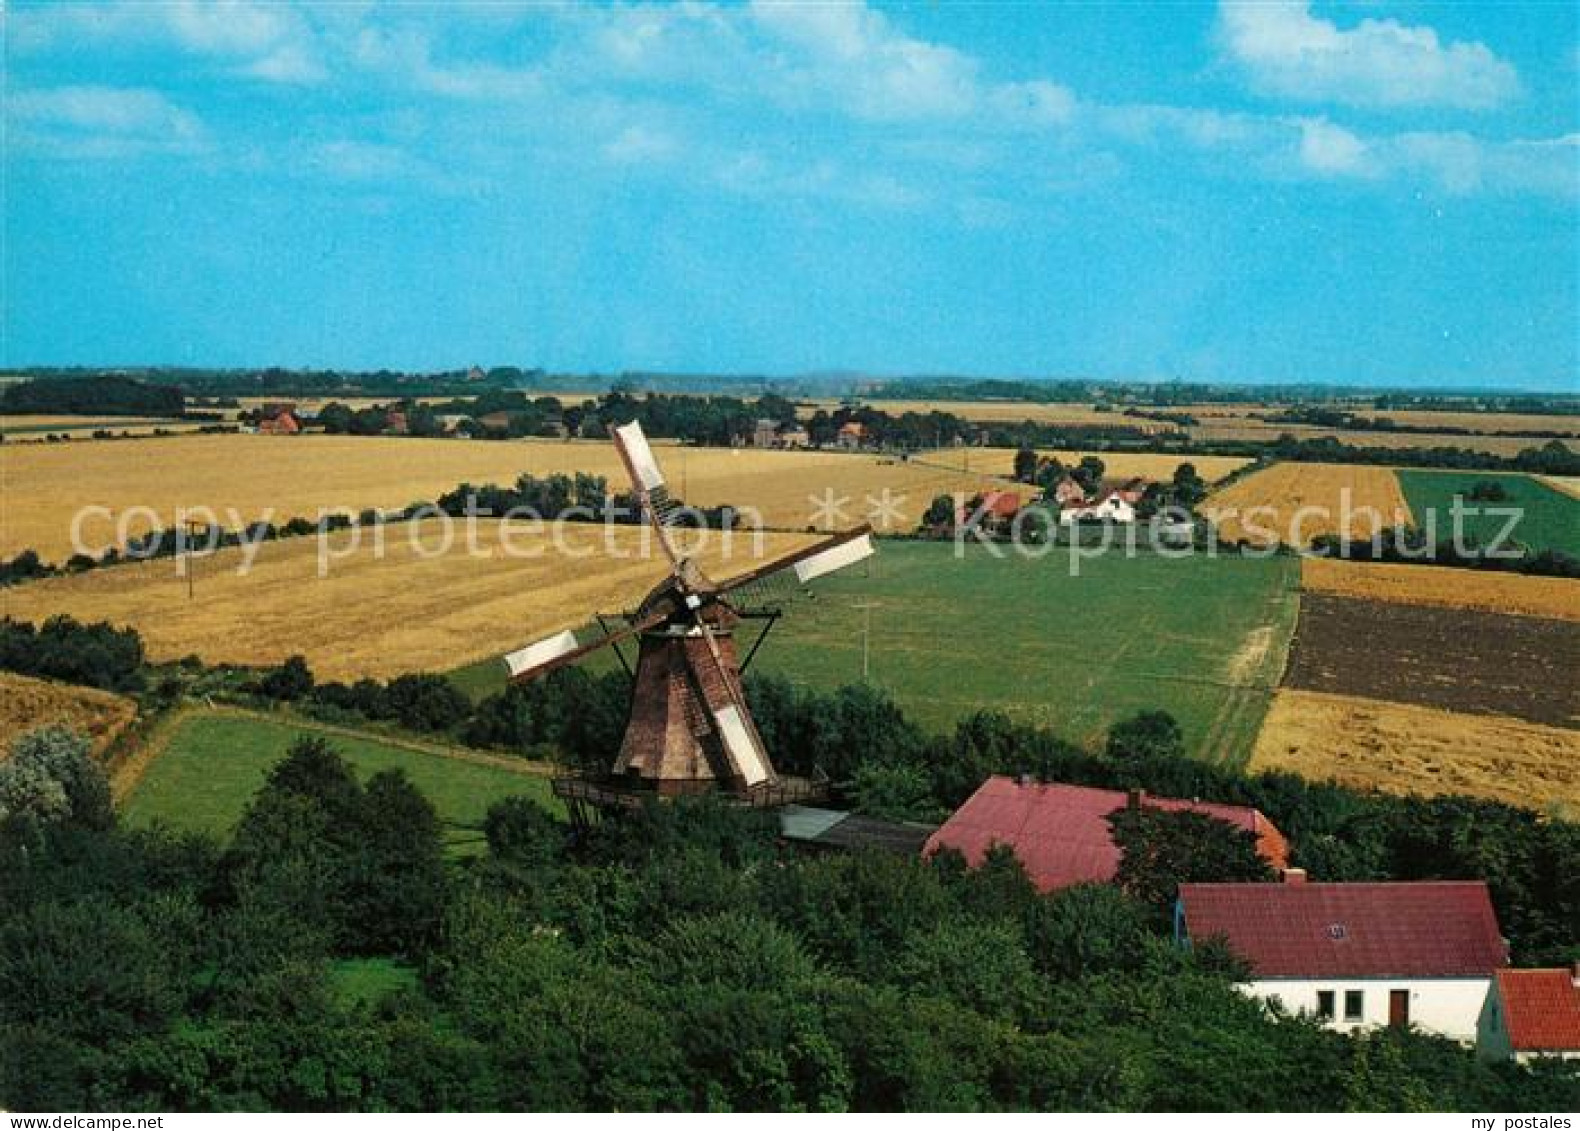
[
  {"xmin": 1316, "ymin": 990, "xmax": 1336, "ymax": 1020},
  {"xmin": 1344, "ymin": 990, "xmax": 1365, "ymax": 1021}
]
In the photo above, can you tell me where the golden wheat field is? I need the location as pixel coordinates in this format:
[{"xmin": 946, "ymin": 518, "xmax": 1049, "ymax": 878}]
[
  {"xmin": 0, "ymin": 433, "xmax": 1011, "ymax": 559},
  {"xmin": 0, "ymin": 671, "xmax": 138, "ymax": 757},
  {"xmin": 801, "ymin": 399, "xmax": 1178, "ymax": 431},
  {"xmin": 1302, "ymin": 557, "xmax": 1580, "ymax": 622},
  {"xmin": 1204, "ymin": 463, "xmax": 1412, "ymax": 546},
  {"xmin": 1250, "ymin": 689, "xmax": 1579, "ymax": 816},
  {"xmin": 0, "ymin": 521, "xmax": 822, "ymax": 680},
  {"xmin": 1005, "ymin": 448, "xmax": 1250, "ymax": 481}
]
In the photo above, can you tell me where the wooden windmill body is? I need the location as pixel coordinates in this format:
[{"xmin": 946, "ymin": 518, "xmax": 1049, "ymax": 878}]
[{"xmin": 499, "ymin": 420, "xmax": 874, "ymax": 802}]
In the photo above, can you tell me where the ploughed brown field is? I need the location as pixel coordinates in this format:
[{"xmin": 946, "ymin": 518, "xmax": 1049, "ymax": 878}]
[
  {"xmin": 1283, "ymin": 595, "xmax": 1580, "ymax": 729},
  {"xmin": 1301, "ymin": 558, "xmax": 1580, "ymax": 623},
  {"xmin": 0, "ymin": 671, "xmax": 138, "ymax": 757},
  {"xmin": 1250, "ymin": 689, "xmax": 1579, "ymax": 817}
]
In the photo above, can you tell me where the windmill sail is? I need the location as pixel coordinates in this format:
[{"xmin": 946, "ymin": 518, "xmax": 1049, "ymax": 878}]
[
  {"xmin": 502, "ymin": 610, "xmax": 669, "ymax": 684},
  {"xmin": 712, "ymin": 704, "xmax": 770, "ymax": 787},
  {"xmin": 793, "ymin": 532, "xmax": 874, "ymax": 583},
  {"xmin": 713, "ymin": 525, "xmax": 876, "ymax": 598},
  {"xmin": 611, "ymin": 420, "xmax": 666, "ymax": 492},
  {"xmin": 503, "ymin": 629, "xmax": 579, "ymax": 679}
]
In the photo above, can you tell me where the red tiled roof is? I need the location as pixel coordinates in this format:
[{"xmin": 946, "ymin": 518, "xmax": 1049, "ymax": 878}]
[
  {"xmin": 1495, "ymin": 969, "xmax": 1580, "ymax": 1051},
  {"xmin": 982, "ymin": 491, "xmax": 1021, "ymax": 517},
  {"xmin": 922, "ymin": 776, "xmax": 1289, "ymax": 893},
  {"xmin": 1179, "ymin": 881, "xmax": 1507, "ymax": 978}
]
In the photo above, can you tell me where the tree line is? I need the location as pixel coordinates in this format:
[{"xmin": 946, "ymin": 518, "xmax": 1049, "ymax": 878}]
[{"xmin": 2, "ymin": 727, "xmax": 1574, "ymax": 1112}]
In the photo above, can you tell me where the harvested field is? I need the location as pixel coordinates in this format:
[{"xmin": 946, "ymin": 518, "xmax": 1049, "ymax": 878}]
[
  {"xmin": 1204, "ymin": 463, "xmax": 1412, "ymax": 547},
  {"xmin": 1285, "ymin": 595, "xmax": 1580, "ymax": 729},
  {"xmin": 0, "ymin": 414, "xmax": 184, "ymax": 430},
  {"xmin": 0, "ymin": 432, "xmax": 1009, "ymax": 559},
  {"xmin": 1302, "ymin": 558, "xmax": 1580, "ymax": 622},
  {"xmin": 1349, "ymin": 410, "xmax": 1580, "ymax": 436},
  {"xmin": 0, "ymin": 671, "xmax": 137, "ymax": 756},
  {"xmin": 1250, "ymin": 689, "xmax": 1579, "ymax": 818},
  {"xmin": 806, "ymin": 399, "xmax": 1176, "ymax": 431},
  {"xmin": 1541, "ymin": 475, "xmax": 1580, "ymax": 501},
  {"xmin": 991, "ymin": 449, "xmax": 1250, "ymax": 481},
  {"xmin": 1188, "ymin": 421, "xmax": 1546, "ymax": 457},
  {"xmin": 1, "ymin": 520, "xmax": 819, "ymax": 681},
  {"xmin": 1396, "ymin": 471, "xmax": 1580, "ymax": 558}
]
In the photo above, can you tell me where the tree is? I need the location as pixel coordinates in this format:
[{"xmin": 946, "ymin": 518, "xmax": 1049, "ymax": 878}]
[
  {"xmin": 1170, "ymin": 462, "xmax": 1209, "ymax": 509},
  {"xmin": 920, "ymin": 494, "xmax": 956, "ymax": 531},
  {"xmin": 260, "ymin": 654, "xmax": 314, "ymax": 700},
  {"xmin": 1108, "ymin": 806, "xmax": 1275, "ymax": 914},
  {"xmin": 1107, "ymin": 710, "xmax": 1184, "ymax": 760},
  {"xmin": 1074, "ymin": 455, "xmax": 1106, "ymax": 492},
  {"xmin": 344, "ymin": 770, "xmax": 448, "ymax": 954},
  {"xmin": 386, "ymin": 673, "xmax": 471, "ymax": 732},
  {"xmin": 0, "ymin": 726, "xmax": 112, "ymax": 831},
  {"xmin": 1013, "ymin": 447, "xmax": 1038, "ymax": 483}
]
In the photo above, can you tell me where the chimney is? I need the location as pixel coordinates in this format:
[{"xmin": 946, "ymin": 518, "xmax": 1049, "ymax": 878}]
[
  {"xmin": 1283, "ymin": 868, "xmax": 1308, "ymax": 885},
  {"xmin": 1127, "ymin": 788, "xmax": 1146, "ymax": 811}
]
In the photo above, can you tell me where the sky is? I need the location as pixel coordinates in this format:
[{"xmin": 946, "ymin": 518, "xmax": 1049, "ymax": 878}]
[{"xmin": 4, "ymin": 1, "xmax": 1577, "ymax": 390}]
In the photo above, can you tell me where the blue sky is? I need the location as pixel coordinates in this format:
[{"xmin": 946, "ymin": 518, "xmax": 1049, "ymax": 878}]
[{"xmin": 4, "ymin": 1, "xmax": 1577, "ymax": 389}]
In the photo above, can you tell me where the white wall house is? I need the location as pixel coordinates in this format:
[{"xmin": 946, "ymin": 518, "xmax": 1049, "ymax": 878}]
[
  {"xmin": 1059, "ymin": 494, "xmax": 1136, "ymax": 524},
  {"xmin": 1177, "ymin": 877, "xmax": 1508, "ymax": 1044}
]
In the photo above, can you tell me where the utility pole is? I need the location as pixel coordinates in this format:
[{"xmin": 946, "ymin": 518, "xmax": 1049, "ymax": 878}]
[{"xmin": 852, "ymin": 600, "xmax": 880, "ymax": 681}]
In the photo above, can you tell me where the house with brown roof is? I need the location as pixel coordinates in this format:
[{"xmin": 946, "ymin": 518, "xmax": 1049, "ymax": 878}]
[
  {"xmin": 1177, "ymin": 878, "xmax": 1509, "ymax": 1042},
  {"xmin": 257, "ymin": 409, "xmax": 300, "ymax": 435},
  {"xmin": 1478, "ymin": 967, "xmax": 1580, "ymax": 1062},
  {"xmin": 835, "ymin": 421, "xmax": 866, "ymax": 449},
  {"xmin": 954, "ymin": 490, "xmax": 1023, "ymax": 531},
  {"xmin": 924, "ymin": 777, "xmax": 1288, "ymax": 893}
]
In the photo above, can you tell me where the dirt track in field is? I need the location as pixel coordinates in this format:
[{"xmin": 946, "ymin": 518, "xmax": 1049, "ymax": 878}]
[{"xmin": 1284, "ymin": 595, "xmax": 1580, "ymax": 729}]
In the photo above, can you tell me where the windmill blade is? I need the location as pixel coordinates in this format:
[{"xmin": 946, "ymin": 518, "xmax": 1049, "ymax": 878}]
[
  {"xmin": 680, "ymin": 620, "xmax": 773, "ymax": 788},
  {"xmin": 713, "ymin": 525, "xmax": 875, "ymax": 598},
  {"xmin": 503, "ymin": 610, "xmax": 668, "ymax": 684},
  {"xmin": 610, "ymin": 420, "xmax": 684, "ymax": 570}
]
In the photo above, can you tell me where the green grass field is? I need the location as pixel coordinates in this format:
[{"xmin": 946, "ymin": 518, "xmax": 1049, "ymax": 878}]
[
  {"xmin": 1397, "ymin": 471, "xmax": 1580, "ymax": 557},
  {"xmin": 453, "ymin": 540, "xmax": 1300, "ymax": 767},
  {"xmin": 122, "ymin": 713, "xmax": 558, "ymax": 853}
]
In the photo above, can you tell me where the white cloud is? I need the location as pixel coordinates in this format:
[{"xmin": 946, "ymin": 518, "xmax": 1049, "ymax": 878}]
[
  {"xmin": 1218, "ymin": 1, "xmax": 1519, "ymax": 110},
  {"xmin": 1296, "ymin": 117, "xmax": 1373, "ymax": 176},
  {"xmin": 7, "ymin": 86, "xmax": 207, "ymax": 158},
  {"xmin": 6, "ymin": 0, "xmax": 326, "ymax": 84}
]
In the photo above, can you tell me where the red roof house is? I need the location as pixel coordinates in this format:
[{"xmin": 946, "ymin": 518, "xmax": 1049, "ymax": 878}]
[
  {"xmin": 1178, "ymin": 880, "xmax": 1509, "ymax": 1041},
  {"xmin": 923, "ymin": 776, "xmax": 1288, "ymax": 893},
  {"xmin": 257, "ymin": 409, "xmax": 300, "ymax": 435},
  {"xmin": 1479, "ymin": 968, "xmax": 1580, "ymax": 1061},
  {"xmin": 1177, "ymin": 881, "xmax": 1507, "ymax": 979}
]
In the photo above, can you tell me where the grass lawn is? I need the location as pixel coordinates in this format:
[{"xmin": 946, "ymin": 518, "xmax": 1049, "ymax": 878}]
[
  {"xmin": 452, "ymin": 539, "xmax": 1300, "ymax": 767},
  {"xmin": 1397, "ymin": 471, "xmax": 1580, "ymax": 557},
  {"xmin": 122, "ymin": 712, "xmax": 559, "ymax": 853}
]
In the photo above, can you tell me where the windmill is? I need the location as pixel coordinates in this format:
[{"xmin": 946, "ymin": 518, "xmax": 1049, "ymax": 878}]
[{"xmin": 500, "ymin": 420, "xmax": 874, "ymax": 811}]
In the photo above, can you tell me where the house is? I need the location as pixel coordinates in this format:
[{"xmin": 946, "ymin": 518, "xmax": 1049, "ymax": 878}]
[
  {"xmin": 779, "ymin": 805, "xmax": 937, "ymax": 856},
  {"xmin": 752, "ymin": 418, "xmax": 781, "ymax": 449},
  {"xmin": 1478, "ymin": 967, "xmax": 1580, "ymax": 1062},
  {"xmin": 384, "ymin": 410, "xmax": 409, "ymax": 436},
  {"xmin": 779, "ymin": 425, "xmax": 811, "ymax": 449},
  {"xmin": 924, "ymin": 777, "xmax": 1288, "ymax": 893},
  {"xmin": 1112, "ymin": 476, "xmax": 1148, "ymax": 504},
  {"xmin": 1060, "ymin": 492, "xmax": 1136, "ymax": 524},
  {"xmin": 437, "ymin": 413, "xmax": 474, "ymax": 436},
  {"xmin": 955, "ymin": 490, "xmax": 1022, "ymax": 530},
  {"xmin": 475, "ymin": 411, "xmax": 514, "ymax": 433},
  {"xmin": 1049, "ymin": 475, "xmax": 1086, "ymax": 507},
  {"xmin": 836, "ymin": 421, "xmax": 866, "ymax": 450},
  {"xmin": 1176, "ymin": 878, "xmax": 1508, "ymax": 1042},
  {"xmin": 257, "ymin": 409, "xmax": 300, "ymax": 435}
]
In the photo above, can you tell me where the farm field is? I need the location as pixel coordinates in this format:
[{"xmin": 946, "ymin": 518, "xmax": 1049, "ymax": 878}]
[
  {"xmin": 806, "ymin": 399, "xmax": 1176, "ymax": 431},
  {"xmin": 0, "ymin": 671, "xmax": 137, "ymax": 757},
  {"xmin": 1284, "ymin": 595, "xmax": 1580, "ymax": 729},
  {"xmin": 121, "ymin": 710, "xmax": 557, "ymax": 853},
  {"xmin": 1541, "ymin": 475, "xmax": 1580, "ymax": 500},
  {"xmin": 1250, "ymin": 689, "xmax": 1579, "ymax": 818},
  {"xmin": 1188, "ymin": 421, "xmax": 1544, "ymax": 457},
  {"xmin": 1396, "ymin": 471, "xmax": 1580, "ymax": 557},
  {"xmin": 1204, "ymin": 463, "xmax": 1412, "ymax": 546},
  {"xmin": 751, "ymin": 540, "xmax": 1299, "ymax": 763},
  {"xmin": 1301, "ymin": 558, "xmax": 1580, "ymax": 622},
  {"xmin": 0, "ymin": 414, "xmax": 185, "ymax": 431},
  {"xmin": 2, "ymin": 520, "xmax": 818, "ymax": 680},
  {"xmin": 0, "ymin": 432, "xmax": 1011, "ymax": 559}
]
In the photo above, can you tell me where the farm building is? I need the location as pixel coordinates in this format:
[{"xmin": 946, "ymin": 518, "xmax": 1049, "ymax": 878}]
[
  {"xmin": 778, "ymin": 805, "xmax": 937, "ymax": 855},
  {"xmin": 1049, "ymin": 475, "xmax": 1086, "ymax": 507},
  {"xmin": 752, "ymin": 418, "xmax": 780, "ymax": 448},
  {"xmin": 1477, "ymin": 967, "xmax": 1580, "ymax": 1062},
  {"xmin": 779, "ymin": 425, "xmax": 811, "ymax": 448},
  {"xmin": 924, "ymin": 777, "xmax": 1288, "ymax": 892},
  {"xmin": 1176, "ymin": 878, "xmax": 1508, "ymax": 1042},
  {"xmin": 956, "ymin": 490, "xmax": 1022, "ymax": 530},
  {"xmin": 384, "ymin": 410, "xmax": 409, "ymax": 436},
  {"xmin": 1060, "ymin": 491, "xmax": 1136, "ymax": 524},
  {"xmin": 257, "ymin": 409, "xmax": 300, "ymax": 435},
  {"xmin": 836, "ymin": 421, "xmax": 867, "ymax": 449}
]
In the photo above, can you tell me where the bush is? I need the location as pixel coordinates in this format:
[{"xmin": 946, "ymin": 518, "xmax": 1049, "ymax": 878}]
[
  {"xmin": 1106, "ymin": 710, "xmax": 1184, "ymax": 761},
  {"xmin": 0, "ymin": 726, "xmax": 112, "ymax": 831},
  {"xmin": 0, "ymin": 616, "xmax": 145, "ymax": 692},
  {"xmin": 386, "ymin": 673, "xmax": 471, "ymax": 732},
  {"xmin": 260, "ymin": 655, "xmax": 314, "ymax": 701}
]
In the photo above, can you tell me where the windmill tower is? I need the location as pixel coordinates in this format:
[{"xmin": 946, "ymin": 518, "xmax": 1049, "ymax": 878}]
[{"xmin": 500, "ymin": 420, "xmax": 874, "ymax": 812}]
